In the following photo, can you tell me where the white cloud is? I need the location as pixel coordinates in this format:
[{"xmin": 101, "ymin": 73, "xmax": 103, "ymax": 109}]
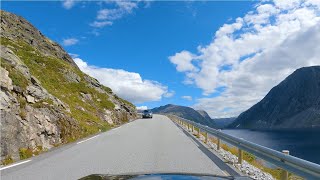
[
  {"xmin": 62, "ymin": 0, "xmax": 76, "ymax": 9},
  {"xmin": 97, "ymin": 9, "xmax": 124, "ymax": 20},
  {"xmin": 62, "ymin": 38, "xmax": 79, "ymax": 46},
  {"xmin": 181, "ymin": 96, "xmax": 192, "ymax": 101},
  {"xmin": 90, "ymin": 1, "xmax": 143, "ymax": 29},
  {"xmin": 169, "ymin": 51, "xmax": 197, "ymax": 72},
  {"xmin": 163, "ymin": 90, "xmax": 175, "ymax": 98},
  {"xmin": 170, "ymin": 0, "xmax": 320, "ymax": 118},
  {"xmin": 74, "ymin": 58, "xmax": 169, "ymax": 104},
  {"xmin": 136, "ymin": 106, "xmax": 148, "ymax": 110},
  {"xmin": 90, "ymin": 21, "xmax": 113, "ymax": 28}
]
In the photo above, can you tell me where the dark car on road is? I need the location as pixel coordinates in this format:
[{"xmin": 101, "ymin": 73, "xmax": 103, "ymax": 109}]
[{"xmin": 142, "ymin": 110, "xmax": 153, "ymax": 118}]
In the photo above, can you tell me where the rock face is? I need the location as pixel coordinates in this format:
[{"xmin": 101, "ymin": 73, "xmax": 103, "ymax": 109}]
[
  {"xmin": 152, "ymin": 104, "xmax": 216, "ymax": 128},
  {"xmin": 0, "ymin": 10, "xmax": 138, "ymax": 163},
  {"xmin": 229, "ymin": 66, "xmax": 320, "ymax": 130}
]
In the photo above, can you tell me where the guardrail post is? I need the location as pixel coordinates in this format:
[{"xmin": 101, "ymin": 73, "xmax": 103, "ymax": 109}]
[
  {"xmin": 204, "ymin": 132, "xmax": 208, "ymax": 144},
  {"xmin": 192, "ymin": 125, "xmax": 194, "ymax": 132},
  {"xmin": 217, "ymin": 129, "xmax": 221, "ymax": 150},
  {"xmin": 281, "ymin": 150, "xmax": 289, "ymax": 180},
  {"xmin": 238, "ymin": 148, "xmax": 243, "ymax": 164},
  {"xmin": 197, "ymin": 128, "xmax": 200, "ymax": 138}
]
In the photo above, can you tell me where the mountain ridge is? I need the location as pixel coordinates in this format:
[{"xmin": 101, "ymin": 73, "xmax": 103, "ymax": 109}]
[
  {"xmin": 151, "ymin": 104, "xmax": 216, "ymax": 128},
  {"xmin": 229, "ymin": 66, "xmax": 320, "ymax": 129}
]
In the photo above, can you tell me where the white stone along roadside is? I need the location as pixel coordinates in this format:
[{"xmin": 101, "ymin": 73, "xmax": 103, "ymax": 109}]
[{"xmin": 180, "ymin": 125, "xmax": 274, "ymax": 180}]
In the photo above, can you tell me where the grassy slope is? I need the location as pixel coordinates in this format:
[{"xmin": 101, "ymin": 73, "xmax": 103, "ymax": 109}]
[{"xmin": 1, "ymin": 37, "xmax": 132, "ymax": 142}]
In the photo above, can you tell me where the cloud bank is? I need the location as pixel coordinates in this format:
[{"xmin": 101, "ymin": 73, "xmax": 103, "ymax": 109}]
[
  {"xmin": 74, "ymin": 58, "xmax": 170, "ymax": 104},
  {"xmin": 170, "ymin": 0, "xmax": 320, "ymax": 118}
]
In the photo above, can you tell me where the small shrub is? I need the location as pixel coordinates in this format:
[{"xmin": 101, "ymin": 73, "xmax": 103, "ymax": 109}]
[
  {"xmin": 19, "ymin": 109, "xmax": 27, "ymax": 120},
  {"xmin": 19, "ymin": 148, "xmax": 33, "ymax": 160},
  {"xmin": 243, "ymin": 152, "xmax": 256, "ymax": 163},
  {"xmin": 33, "ymin": 146, "xmax": 43, "ymax": 155},
  {"xmin": 1, "ymin": 155, "xmax": 14, "ymax": 165},
  {"xmin": 18, "ymin": 96, "xmax": 27, "ymax": 108}
]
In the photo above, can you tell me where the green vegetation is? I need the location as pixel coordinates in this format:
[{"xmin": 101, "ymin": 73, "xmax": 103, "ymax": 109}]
[
  {"xmin": 101, "ymin": 85, "xmax": 113, "ymax": 94},
  {"xmin": 33, "ymin": 146, "xmax": 44, "ymax": 156},
  {"xmin": 1, "ymin": 155, "xmax": 14, "ymax": 165},
  {"xmin": 18, "ymin": 95, "xmax": 27, "ymax": 108},
  {"xmin": 1, "ymin": 37, "xmax": 115, "ymax": 142},
  {"xmin": 32, "ymin": 98, "xmax": 54, "ymax": 108},
  {"xmin": 19, "ymin": 109, "xmax": 27, "ymax": 120},
  {"xmin": 19, "ymin": 148, "xmax": 33, "ymax": 160},
  {"xmin": 0, "ymin": 58, "xmax": 29, "ymax": 91},
  {"xmin": 18, "ymin": 146, "xmax": 45, "ymax": 160}
]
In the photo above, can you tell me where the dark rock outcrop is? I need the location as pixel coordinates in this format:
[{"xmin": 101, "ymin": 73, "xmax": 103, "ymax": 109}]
[{"xmin": 229, "ymin": 66, "xmax": 320, "ymax": 130}]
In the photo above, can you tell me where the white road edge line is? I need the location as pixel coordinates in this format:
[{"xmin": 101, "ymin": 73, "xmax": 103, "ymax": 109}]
[
  {"xmin": 0, "ymin": 160, "xmax": 32, "ymax": 171},
  {"xmin": 112, "ymin": 127, "xmax": 121, "ymax": 130},
  {"xmin": 77, "ymin": 135, "xmax": 99, "ymax": 144}
]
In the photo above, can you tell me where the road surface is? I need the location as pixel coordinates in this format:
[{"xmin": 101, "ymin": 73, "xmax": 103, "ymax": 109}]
[{"xmin": 1, "ymin": 114, "xmax": 225, "ymax": 180}]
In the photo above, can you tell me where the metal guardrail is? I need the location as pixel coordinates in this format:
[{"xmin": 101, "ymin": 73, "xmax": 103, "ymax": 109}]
[{"xmin": 171, "ymin": 115, "xmax": 320, "ymax": 180}]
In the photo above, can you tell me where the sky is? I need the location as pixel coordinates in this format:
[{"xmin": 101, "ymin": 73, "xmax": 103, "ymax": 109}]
[{"xmin": 2, "ymin": 0, "xmax": 320, "ymax": 118}]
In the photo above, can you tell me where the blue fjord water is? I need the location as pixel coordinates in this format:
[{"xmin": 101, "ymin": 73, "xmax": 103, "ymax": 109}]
[{"xmin": 222, "ymin": 129, "xmax": 320, "ymax": 165}]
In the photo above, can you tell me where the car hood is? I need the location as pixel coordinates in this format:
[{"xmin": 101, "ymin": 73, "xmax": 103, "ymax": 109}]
[{"xmin": 79, "ymin": 173, "xmax": 251, "ymax": 180}]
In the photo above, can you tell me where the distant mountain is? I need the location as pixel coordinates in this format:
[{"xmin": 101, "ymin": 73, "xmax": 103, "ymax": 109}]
[
  {"xmin": 214, "ymin": 117, "xmax": 236, "ymax": 128},
  {"xmin": 151, "ymin": 104, "xmax": 216, "ymax": 128},
  {"xmin": 197, "ymin": 110, "xmax": 212, "ymax": 121},
  {"xmin": 229, "ymin": 66, "xmax": 320, "ymax": 130}
]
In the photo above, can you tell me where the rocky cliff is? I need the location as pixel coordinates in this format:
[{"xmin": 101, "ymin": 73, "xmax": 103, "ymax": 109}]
[
  {"xmin": 229, "ymin": 66, "xmax": 320, "ymax": 130},
  {"xmin": 152, "ymin": 104, "xmax": 216, "ymax": 128},
  {"xmin": 0, "ymin": 10, "xmax": 137, "ymax": 164}
]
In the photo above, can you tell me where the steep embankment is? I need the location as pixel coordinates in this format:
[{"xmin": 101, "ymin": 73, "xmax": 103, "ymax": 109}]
[
  {"xmin": 0, "ymin": 10, "xmax": 137, "ymax": 164},
  {"xmin": 152, "ymin": 104, "xmax": 216, "ymax": 128},
  {"xmin": 229, "ymin": 66, "xmax": 320, "ymax": 130}
]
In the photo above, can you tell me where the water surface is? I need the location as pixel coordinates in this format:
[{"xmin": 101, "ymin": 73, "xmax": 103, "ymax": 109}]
[{"xmin": 222, "ymin": 129, "xmax": 320, "ymax": 164}]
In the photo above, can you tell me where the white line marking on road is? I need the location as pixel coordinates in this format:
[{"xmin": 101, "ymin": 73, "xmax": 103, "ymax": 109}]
[
  {"xmin": 0, "ymin": 160, "xmax": 32, "ymax": 171},
  {"xmin": 112, "ymin": 127, "xmax": 121, "ymax": 130},
  {"xmin": 77, "ymin": 135, "xmax": 99, "ymax": 144}
]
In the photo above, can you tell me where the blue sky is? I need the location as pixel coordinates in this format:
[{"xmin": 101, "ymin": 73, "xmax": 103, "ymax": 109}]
[{"xmin": 2, "ymin": 1, "xmax": 319, "ymax": 117}]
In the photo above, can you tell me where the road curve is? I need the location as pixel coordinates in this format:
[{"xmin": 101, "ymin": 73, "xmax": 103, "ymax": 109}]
[{"xmin": 1, "ymin": 114, "xmax": 224, "ymax": 180}]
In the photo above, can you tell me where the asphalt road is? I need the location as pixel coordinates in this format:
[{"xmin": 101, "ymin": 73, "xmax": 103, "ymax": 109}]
[{"xmin": 1, "ymin": 114, "xmax": 225, "ymax": 180}]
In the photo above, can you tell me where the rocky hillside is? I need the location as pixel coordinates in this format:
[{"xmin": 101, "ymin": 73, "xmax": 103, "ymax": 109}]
[
  {"xmin": 0, "ymin": 10, "xmax": 137, "ymax": 164},
  {"xmin": 197, "ymin": 110, "xmax": 211, "ymax": 121},
  {"xmin": 229, "ymin": 66, "xmax": 320, "ymax": 130},
  {"xmin": 152, "ymin": 104, "xmax": 216, "ymax": 128}
]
